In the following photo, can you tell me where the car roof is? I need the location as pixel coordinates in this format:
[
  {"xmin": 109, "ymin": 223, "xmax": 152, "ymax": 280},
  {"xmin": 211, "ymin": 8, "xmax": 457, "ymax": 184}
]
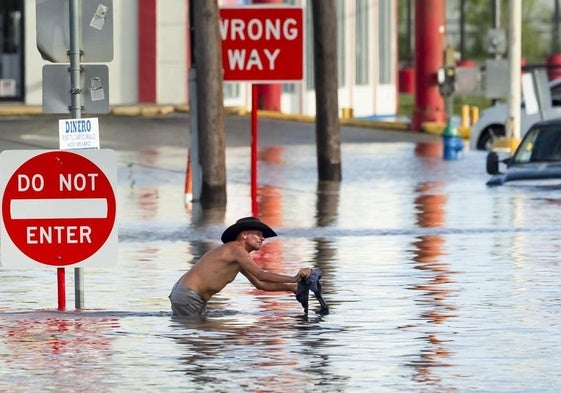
[{"xmin": 529, "ymin": 118, "xmax": 561, "ymax": 128}]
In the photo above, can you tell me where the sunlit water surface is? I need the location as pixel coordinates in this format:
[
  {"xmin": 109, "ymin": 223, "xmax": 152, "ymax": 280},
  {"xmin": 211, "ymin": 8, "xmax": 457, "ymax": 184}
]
[{"xmin": 1, "ymin": 139, "xmax": 561, "ymax": 392}]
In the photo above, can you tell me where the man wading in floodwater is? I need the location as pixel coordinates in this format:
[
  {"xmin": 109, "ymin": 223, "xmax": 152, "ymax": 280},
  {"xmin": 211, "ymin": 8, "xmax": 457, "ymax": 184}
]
[{"xmin": 169, "ymin": 217, "xmax": 311, "ymax": 317}]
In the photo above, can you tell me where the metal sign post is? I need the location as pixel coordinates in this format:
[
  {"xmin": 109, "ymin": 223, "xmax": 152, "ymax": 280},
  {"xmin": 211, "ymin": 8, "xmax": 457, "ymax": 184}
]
[
  {"xmin": 68, "ymin": 0, "xmax": 84, "ymax": 309},
  {"xmin": 219, "ymin": 6, "xmax": 304, "ymax": 214},
  {"xmin": 69, "ymin": 0, "xmax": 81, "ymax": 119},
  {"xmin": 36, "ymin": 0, "xmax": 114, "ymax": 310}
]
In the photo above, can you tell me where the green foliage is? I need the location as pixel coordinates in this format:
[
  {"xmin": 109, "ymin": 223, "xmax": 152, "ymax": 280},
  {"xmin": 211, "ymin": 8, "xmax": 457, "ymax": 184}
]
[
  {"xmin": 398, "ymin": 93, "xmax": 492, "ymax": 119},
  {"xmin": 397, "ymin": 0, "xmax": 554, "ymax": 121},
  {"xmin": 461, "ymin": 0, "xmax": 495, "ymax": 60},
  {"xmin": 398, "ymin": 0, "xmax": 555, "ymax": 64},
  {"xmin": 398, "ymin": 94, "xmax": 414, "ymax": 117}
]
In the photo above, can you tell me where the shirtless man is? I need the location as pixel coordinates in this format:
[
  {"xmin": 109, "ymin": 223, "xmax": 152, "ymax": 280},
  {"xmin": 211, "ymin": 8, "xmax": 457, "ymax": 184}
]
[{"xmin": 169, "ymin": 217, "xmax": 311, "ymax": 316}]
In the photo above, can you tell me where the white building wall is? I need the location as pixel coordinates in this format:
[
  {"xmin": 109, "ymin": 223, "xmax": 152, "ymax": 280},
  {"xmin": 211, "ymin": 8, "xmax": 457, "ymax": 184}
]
[
  {"xmin": 337, "ymin": 0, "xmax": 356, "ymax": 114},
  {"xmin": 112, "ymin": 0, "xmax": 139, "ymax": 105},
  {"xmin": 371, "ymin": 0, "xmax": 398, "ymax": 117},
  {"xmin": 293, "ymin": 0, "xmax": 397, "ymax": 119},
  {"xmin": 24, "ymin": 0, "xmax": 42, "ymax": 105},
  {"xmin": 22, "ymin": 0, "xmax": 396, "ymax": 116},
  {"xmin": 157, "ymin": 0, "xmax": 187, "ymax": 104}
]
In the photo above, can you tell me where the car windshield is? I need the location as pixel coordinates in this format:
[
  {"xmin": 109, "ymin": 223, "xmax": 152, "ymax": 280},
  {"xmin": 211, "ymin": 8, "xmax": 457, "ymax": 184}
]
[
  {"xmin": 551, "ymin": 80, "xmax": 561, "ymax": 106},
  {"xmin": 512, "ymin": 125, "xmax": 561, "ymax": 164}
]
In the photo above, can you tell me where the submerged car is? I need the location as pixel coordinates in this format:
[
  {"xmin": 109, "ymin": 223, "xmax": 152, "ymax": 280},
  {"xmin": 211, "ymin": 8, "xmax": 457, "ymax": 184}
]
[
  {"xmin": 486, "ymin": 118, "xmax": 561, "ymax": 186},
  {"xmin": 470, "ymin": 78, "xmax": 561, "ymax": 151}
]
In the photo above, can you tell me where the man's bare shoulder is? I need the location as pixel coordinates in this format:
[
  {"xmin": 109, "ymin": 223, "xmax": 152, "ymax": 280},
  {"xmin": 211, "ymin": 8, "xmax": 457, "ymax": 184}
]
[
  {"xmin": 201, "ymin": 241, "xmax": 247, "ymax": 263},
  {"xmin": 220, "ymin": 241, "xmax": 249, "ymax": 259}
]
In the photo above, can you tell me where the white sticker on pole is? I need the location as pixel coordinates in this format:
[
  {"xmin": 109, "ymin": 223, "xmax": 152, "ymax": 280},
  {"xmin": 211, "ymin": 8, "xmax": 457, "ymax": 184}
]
[{"xmin": 59, "ymin": 118, "xmax": 100, "ymax": 150}]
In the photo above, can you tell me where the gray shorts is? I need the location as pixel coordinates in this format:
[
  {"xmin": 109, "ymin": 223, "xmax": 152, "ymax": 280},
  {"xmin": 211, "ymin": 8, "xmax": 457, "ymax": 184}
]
[{"xmin": 169, "ymin": 282, "xmax": 208, "ymax": 317}]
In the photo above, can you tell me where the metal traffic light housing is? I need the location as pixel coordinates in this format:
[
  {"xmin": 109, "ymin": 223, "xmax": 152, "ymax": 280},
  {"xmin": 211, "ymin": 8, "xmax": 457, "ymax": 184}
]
[{"xmin": 438, "ymin": 66, "xmax": 456, "ymax": 97}]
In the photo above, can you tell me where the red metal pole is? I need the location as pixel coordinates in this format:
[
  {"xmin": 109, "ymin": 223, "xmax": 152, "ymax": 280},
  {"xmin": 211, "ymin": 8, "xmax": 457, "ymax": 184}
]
[
  {"xmin": 57, "ymin": 268, "xmax": 66, "ymax": 311},
  {"xmin": 138, "ymin": 0, "xmax": 157, "ymax": 103},
  {"xmin": 252, "ymin": 0, "xmax": 282, "ymax": 112},
  {"xmin": 251, "ymin": 84, "xmax": 259, "ymax": 217},
  {"xmin": 411, "ymin": 0, "xmax": 446, "ymax": 131},
  {"xmin": 257, "ymin": 84, "xmax": 281, "ymax": 111}
]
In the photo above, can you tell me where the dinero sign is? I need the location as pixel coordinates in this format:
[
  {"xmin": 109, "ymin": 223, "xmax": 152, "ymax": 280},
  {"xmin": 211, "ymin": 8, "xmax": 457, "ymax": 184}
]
[{"xmin": 219, "ymin": 6, "xmax": 304, "ymax": 82}]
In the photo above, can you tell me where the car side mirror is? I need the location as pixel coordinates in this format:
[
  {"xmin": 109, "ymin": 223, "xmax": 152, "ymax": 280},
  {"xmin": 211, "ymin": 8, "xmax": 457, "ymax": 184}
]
[{"xmin": 486, "ymin": 151, "xmax": 500, "ymax": 175}]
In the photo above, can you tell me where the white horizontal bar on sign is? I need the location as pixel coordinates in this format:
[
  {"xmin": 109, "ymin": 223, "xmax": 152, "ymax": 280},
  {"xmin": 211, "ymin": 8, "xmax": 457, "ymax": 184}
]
[{"xmin": 10, "ymin": 198, "xmax": 108, "ymax": 219}]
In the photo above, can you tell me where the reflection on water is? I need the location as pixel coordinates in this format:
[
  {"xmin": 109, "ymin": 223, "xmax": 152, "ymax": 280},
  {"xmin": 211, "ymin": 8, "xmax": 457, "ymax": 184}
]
[
  {"xmin": 169, "ymin": 313, "xmax": 348, "ymax": 392},
  {"xmin": 406, "ymin": 182, "xmax": 457, "ymax": 388},
  {"xmin": 316, "ymin": 180, "xmax": 340, "ymax": 227},
  {"xmin": 2, "ymin": 141, "xmax": 561, "ymax": 392},
  {"xmin": 1, "ymin": 312, "xmax": 119, "ymax": 392}
]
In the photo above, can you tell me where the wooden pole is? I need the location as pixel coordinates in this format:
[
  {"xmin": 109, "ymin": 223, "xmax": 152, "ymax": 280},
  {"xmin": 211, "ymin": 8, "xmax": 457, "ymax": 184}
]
[
  {"xmin": 192, "ymin": 0, "xmax": 227, "ymax": 208},
  {"xmin": 311, "ymin": 0, "xmax": 341, "ymax": 181}
]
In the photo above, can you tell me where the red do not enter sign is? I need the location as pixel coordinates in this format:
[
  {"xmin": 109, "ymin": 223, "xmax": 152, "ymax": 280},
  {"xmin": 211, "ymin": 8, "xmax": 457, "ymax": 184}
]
[{"xmin": 0, "ymin": 150, "xmax": 118, "ymax": 268}]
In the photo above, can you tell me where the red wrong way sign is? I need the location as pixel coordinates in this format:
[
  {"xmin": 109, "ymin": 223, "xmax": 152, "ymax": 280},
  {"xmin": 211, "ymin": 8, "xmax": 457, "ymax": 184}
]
[
  {"xmin": 0, "ymin": 150, "xmax": 118, "ymax": 268},
  {"xmin": 219, "ymin": 6, "xmax": 304, "ymax": 82}
]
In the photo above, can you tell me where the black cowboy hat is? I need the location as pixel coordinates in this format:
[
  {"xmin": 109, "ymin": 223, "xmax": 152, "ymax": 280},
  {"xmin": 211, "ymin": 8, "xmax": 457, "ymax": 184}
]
[{"xmin": 221, "ymin": 217, "xmax": 277, "ymax": 243}]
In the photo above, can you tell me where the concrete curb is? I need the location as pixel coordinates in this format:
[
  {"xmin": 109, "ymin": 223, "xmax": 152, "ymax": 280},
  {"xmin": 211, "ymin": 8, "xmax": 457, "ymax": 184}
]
[
  {"xmin": 421, "ymin": 121, "xmax": 471, "ymax": 140},
  {"xmin": 224, "ymin": 106, "xmax": 413, "ymax": 132},
  {"xmin": 110, "ymin": 105, "xmax": 176, "ymax": 116},
  {"xmin": 0, "ymin": 105, "xmax": 43, "ymax": 115},
  {"xmin": 0, "ymin": 104, "xmax": 423, "ymax": 133}
]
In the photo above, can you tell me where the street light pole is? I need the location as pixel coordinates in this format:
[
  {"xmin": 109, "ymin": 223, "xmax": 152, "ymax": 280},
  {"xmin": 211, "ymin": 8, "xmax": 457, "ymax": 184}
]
[{"xmin": 506, "ymin": 0, "xmax": 521, "ymax": 152}]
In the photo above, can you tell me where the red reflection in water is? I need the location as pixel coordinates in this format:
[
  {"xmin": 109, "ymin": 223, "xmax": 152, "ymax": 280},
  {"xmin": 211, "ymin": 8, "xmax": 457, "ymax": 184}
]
[
  {"xmin": 414, "ymin": 140, "xmax": 443, "ymax": 158},
  {"xmin": 409, "ymin": 182, "xmax": 458, "ymax": 385},
  {"xmin": 259, "ymin": 145, "xmax": 284, "ymax": 165},
  {"xmin": 2, "ymin": 314, "xmax": 118, "ymax": 391},
  {"xmin": 135, "ymin": 150, "xmax": 161, "ymax": 220},
  {"xmin": 249, "ymin": 146, "xmax": 294, "ymax": 312},
  {"xmin": 137, "ymin": 187, "xmax": 159, "ymax": 219}
]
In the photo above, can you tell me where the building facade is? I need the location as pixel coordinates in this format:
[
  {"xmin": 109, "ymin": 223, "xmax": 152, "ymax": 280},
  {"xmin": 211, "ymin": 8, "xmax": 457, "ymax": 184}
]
[{"xmin": 10, "ymin": 0, "xmax": 397, "ymax": 118}]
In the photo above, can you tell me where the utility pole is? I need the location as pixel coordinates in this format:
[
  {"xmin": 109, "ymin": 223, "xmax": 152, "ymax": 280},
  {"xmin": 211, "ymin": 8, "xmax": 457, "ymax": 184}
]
[
  {"xmin": 459, "ymin": 0, "xmax": 465, "ymax": 59},
  {"xmin": 191, "ymin": 0, "xmax": 227, "ymax": 208},
  {"xmin": 554, "ymin": 0, "xmax": 560, "ymax": 54},
  {"xmin": 311, "ymin": 0, "xmax": 341, "ymax": 181},
  {"xmin": 506, "ymin": 0, "xmax": 521, "ymax": 151}
]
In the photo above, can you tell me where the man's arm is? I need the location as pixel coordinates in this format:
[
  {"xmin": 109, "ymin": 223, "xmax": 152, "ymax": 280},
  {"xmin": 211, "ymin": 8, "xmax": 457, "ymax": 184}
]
[
  {"xmin": 241, "ymin": 271, "xmax": 297, "ymax": 292},
  {"xmin": 235, "ymin": 248, "xmax": 305, "ymax": 283}
]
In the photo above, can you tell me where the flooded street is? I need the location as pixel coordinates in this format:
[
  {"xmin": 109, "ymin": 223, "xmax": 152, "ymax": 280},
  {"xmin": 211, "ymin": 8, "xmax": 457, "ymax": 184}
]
[{"xmin": 1, "ymin": 114, "xmax": 561, "ymax": 392}]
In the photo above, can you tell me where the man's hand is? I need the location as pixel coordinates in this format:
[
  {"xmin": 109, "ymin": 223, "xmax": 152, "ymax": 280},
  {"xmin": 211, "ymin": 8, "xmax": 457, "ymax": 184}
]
[{"xmin": 296, "ymin": 268, "xmax": 312, "ymax": 281}]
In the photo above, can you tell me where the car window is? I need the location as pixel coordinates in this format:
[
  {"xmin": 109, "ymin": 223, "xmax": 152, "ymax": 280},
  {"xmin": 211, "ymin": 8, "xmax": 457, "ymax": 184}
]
[
  {"xmin": 513, "ymin": 126, "xmax": 561, "ymax": 163},
  {"xmin": 551, "ymin": 83, "xmax": 561, "ymax": 106},
  {"xmin": 513, "ymin": 131, "xmax": 537, "ymax": 163}
]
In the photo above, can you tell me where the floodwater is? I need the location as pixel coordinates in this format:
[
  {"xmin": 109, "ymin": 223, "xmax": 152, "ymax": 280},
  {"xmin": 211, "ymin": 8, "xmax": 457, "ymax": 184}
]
[{"xmin": 1, "ymin": 115, "xmax": 561, "ymax": 392}]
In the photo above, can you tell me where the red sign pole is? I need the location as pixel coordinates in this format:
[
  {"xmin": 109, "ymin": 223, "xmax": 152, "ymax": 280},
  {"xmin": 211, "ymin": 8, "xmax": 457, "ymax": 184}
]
[
  {"xmin": 251, "ymin": 84, "xmax": 259, "ymax": 217},
  {"xmin": 219, "ymin": 6, "xmax": 303, "ymax": 217}
]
